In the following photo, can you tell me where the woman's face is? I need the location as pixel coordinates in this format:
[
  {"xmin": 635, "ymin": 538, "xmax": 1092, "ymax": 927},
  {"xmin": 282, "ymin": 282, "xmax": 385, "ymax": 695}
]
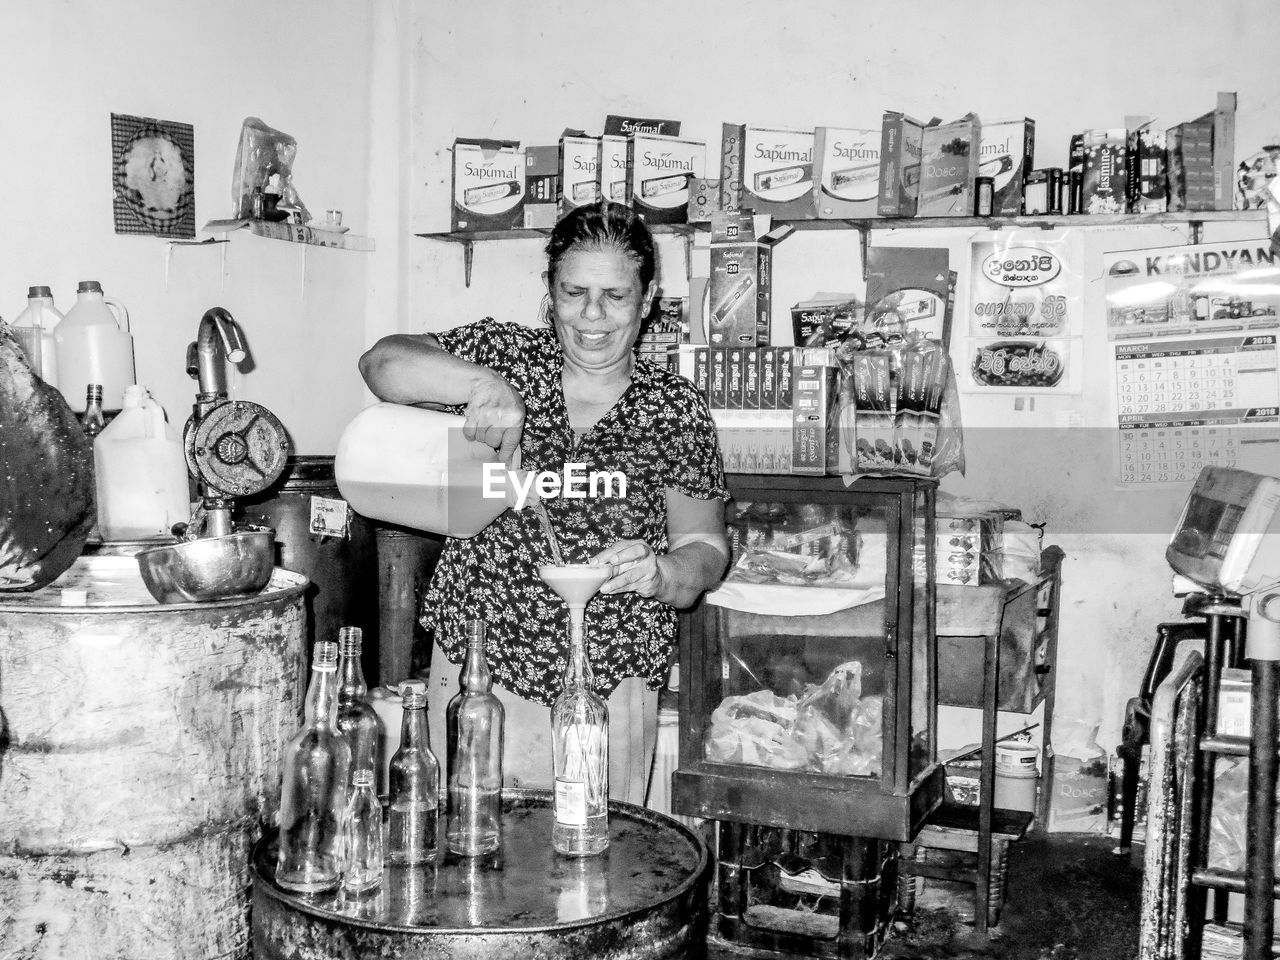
[{"xmin": 548, "ymin": 244, "xmax": 655, "ymax": 374}]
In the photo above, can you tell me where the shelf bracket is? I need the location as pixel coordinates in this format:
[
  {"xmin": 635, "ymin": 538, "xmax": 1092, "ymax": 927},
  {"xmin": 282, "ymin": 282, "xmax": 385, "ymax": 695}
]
[
  {"xmin": 463, "ymin": 240, "xmax": 474, "ymax": 288},
  {"xmin": 683, "ymin": 233, "xmax": 693, "ymax": 285},
  {"xmin": 1189, "ymin": 220, "xmax": 1205, "ymax": 246}
]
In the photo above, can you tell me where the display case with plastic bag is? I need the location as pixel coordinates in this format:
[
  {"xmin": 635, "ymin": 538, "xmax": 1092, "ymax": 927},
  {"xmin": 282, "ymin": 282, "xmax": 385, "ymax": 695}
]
[{"xmin": 673, "ymin": 474, "xmax": 944, "ymax": 842}]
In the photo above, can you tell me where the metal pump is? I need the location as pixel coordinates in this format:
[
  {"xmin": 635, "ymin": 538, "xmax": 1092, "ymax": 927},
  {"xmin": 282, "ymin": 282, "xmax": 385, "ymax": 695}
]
[{"xmin": 182, "ymin": 307, "xmax": 290, "ymax": 538}]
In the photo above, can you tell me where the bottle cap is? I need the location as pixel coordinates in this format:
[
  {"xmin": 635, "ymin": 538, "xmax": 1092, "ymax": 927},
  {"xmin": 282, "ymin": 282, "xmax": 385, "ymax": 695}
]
[
  {"xmin": 400, "ymin": 679, "xmax": 428, "ymax": 708},
  {"xmin": 338, "ymin": 625, "xmax": 363, "ymax": 656},
  {"xmin": 77, "ymin": 280, "xmax": 103, "ymax": 294},
  {"xmin": 313, "ymin": 640, "xmax": 339, "ymax": 668},
  {"xmin": 351, "ymin": 769, "xmax": 375, "ymax": 788},
  {"xmin": 28, "ymin": 286, "xmax": 52, "ymax": 299}
]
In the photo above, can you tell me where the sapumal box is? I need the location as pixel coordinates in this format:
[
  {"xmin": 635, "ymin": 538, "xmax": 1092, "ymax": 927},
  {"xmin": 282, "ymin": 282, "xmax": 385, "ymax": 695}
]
[
  {"xmin": 627, "ymin": 133, "xmax": 705, "ymax": 225},
  {"xmin": 599, "ymin": 134, "xmax": 630, "ymax": 204},
  {"xmin": 978, "ymin": 118, "xmax": 1035, "ymax": 217},
  {"xmin": 917, "ymin": 113, "xmax": 982, "ymax": 217},
  {"xmin": 452, "ymin": 138, "xmax": 526, "ymax": 231},
  {"xmin": 560, "ymin": 134, "xmax": 601, "ymax": 214},
  {"xmin": 877, "ymin": 112, "xmax": 926, "ymax": 217},
  {"xmin": 736, "ymin": 125, "xmax": 817, "ymax": 219},
  {"xmin": 814, "ymin": 126, "xmax": 881, "ymax": 219}
]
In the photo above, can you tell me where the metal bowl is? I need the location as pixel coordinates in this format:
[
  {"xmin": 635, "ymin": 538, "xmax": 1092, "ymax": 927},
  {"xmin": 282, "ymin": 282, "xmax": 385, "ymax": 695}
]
[{"xmin": 136, "ymin": 530, "xmax": 276, "ymax": 604}]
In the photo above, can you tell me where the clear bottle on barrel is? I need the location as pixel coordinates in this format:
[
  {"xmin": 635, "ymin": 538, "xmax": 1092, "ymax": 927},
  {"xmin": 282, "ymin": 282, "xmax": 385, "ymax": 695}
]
[
  {"xmin": 81, "ymin": 384, "xmax": 106, "ymax": 438},
  {"xmin": 446, "ymin": 621, "xmax": 505, "ymax": 856},
  {"xmin": 276, "ymin": 640, "xmax": 351, "ymax": 893},
  {"xmin": 335, "ymin": 626, "xmax": 381, "ymax": 785},
  {"xmin": 551, "ymin": 620, "xmax": 609, "ymax": 856},
  {"xmin": 342, "ymin": 768, "xmax": 384, "ymax": 894},
  {"xmin": 386, "ymin": 679, "xmax": 439, "ymax": 865}
]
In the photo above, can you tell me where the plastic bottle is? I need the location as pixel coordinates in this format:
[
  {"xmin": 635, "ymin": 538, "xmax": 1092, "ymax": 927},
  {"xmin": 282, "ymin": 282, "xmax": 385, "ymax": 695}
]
[
  {"xmin": 11, "ymin": 286, "xmax": 64, "ymax": 388},
  {"xmin": 334, "ymin": 402, "xmax": 537, "ymax": 538},
  {"xmin": 276, "ymin": 641, "xmax": 351, "ymax": 894},
  {"xmin": 445, "ymin": 621, "xmax": 505, "ymax": 856},
  {"xmin": 54, "ymin": 281, "xmax": 135, "ymax": 412},
  {"xmin": 93, "ymin": 385, "xmax": 191, "ymax": 541}
]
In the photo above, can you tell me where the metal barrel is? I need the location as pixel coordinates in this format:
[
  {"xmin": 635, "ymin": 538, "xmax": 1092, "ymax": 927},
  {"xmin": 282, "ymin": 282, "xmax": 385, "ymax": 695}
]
[
  {"xmin": 374, "ymin": 524, "xmax": 443, "ymax": 685},
  {"xmin": 240, "ymin": 455, "xmax": 378, "ymax": 678},
  {"xmin": 0, "ymin": 555, "xmax": 307, "ymax": 960},
  {"xmin": 252, "ymin": 790, "xmax": 710, "ymax": 960}
]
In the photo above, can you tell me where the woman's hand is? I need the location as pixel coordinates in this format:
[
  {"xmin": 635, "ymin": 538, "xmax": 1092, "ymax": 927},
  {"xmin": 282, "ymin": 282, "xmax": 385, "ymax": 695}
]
[
  {"xmin": 465, "ymin": 374, "xmax": 526, "ymax": 465},
  {"xmin": 593, "ymin": 540, "xmax": 663, "ymax": 598}
]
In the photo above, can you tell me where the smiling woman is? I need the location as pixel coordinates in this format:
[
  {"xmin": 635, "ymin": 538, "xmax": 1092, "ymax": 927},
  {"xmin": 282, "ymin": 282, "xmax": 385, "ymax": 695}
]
[{"xmin": 358, "ymin": 201, "xmax": 730, "ymax": 804}]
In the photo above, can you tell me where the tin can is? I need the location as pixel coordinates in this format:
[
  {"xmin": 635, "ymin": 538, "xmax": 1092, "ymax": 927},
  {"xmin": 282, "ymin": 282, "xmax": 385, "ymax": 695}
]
[
  {"xmin": 974, "ymin": 176, "xmax": 995, "ymax": 216},
  {"xmin": 1066, "ymin": 170, "xmax": 1084, "ymax": 214},
  {"xmin": 1045, "ymin": 168, "xmax": 1064, "ymax": 215}
]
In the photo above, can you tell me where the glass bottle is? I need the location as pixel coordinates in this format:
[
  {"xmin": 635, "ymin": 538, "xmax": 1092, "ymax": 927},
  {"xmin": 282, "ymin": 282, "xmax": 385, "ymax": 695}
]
[
  {"xmin": 446, "ymin": 621, "xmax": 505, "ymax": 856},
  {"xmin": 81, "ymin": 384, "xmax": 106, "ymax": 438},
  {"xmin": 551, "ymin": 620, "xmax": 609, "ymax": 856},
  {"xmin": 342, "ymin": 768, "xmax": 384, "ymax": 894},
  {"xmin": 386, "ymin": 679, "xmax": 440, "ymax": 865},
  {"xmin": 276, "ymin": 640, "xmax": 352, "ymax": 893},
  {"xmin": 335, "ymin": 626, "xmax": 381, "ymax": 786}
]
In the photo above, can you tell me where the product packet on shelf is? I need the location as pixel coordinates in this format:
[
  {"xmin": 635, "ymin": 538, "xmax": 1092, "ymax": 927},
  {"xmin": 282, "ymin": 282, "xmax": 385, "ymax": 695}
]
[
  {"xmin": 848, "ymin": 351, "xmax": 895, "ymax": 473},
  {"xmin": 560, "ymin": 132, "xmax": 601, "ymax": 214},
  {"xmin": 627, "ymin": 132, "xmax": 705, "ymax": 224},
  {"xmin": 917, "ymin": 113, "xmax": 982, "ymax": 217},
  {"xmin": 878, "ymin": 111, "xmax": 928, "ymax": 217},
  {"xmin": 452, "ymin": 138, "xmax": 526, "ymax": 231}
]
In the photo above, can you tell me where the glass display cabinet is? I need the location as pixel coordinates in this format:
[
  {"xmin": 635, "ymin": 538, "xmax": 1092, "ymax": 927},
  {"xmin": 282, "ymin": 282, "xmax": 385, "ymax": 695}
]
[{"xmin": 673, "ymin": 475, "xmax": 943, "ymax": 842}]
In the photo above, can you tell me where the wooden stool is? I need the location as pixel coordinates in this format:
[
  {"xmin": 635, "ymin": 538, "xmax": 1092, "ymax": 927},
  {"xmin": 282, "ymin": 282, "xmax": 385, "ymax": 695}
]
[{"xmin": 898, "ymin": 803, "xmax": 1034, "ymax": 929}]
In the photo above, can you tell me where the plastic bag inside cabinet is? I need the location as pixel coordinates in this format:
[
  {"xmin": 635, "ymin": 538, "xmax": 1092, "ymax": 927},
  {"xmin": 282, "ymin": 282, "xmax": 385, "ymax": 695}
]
[{"xmin": 230, "ymin": 116, "xmax": 311, "ymax": 223}]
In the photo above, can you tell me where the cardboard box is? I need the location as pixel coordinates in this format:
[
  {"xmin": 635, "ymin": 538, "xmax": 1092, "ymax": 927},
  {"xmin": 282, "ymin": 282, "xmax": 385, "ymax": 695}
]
[
  {"xmin": 1080, "ymin": 128, "xmax": 1127, "ymax": 215},
  {"xmin": 719, "ymin": 121, "xmax": 745, "ymax": 213},
  {"xmin": 523, "ymin": 145, "xmax": 560, "ymax": 228},
  {"xmin": 877, "ymin": 111, "xmax": 926, "ymax": 217},
  {"xmin": 1169, "ymin": 118, "xmax": 1215, "ymax": 212},
  {"xmin": 731, "ymin": 124, "xmax": 817, "ymax": 219},
  {"xmin": 791, "ymin": 347, "xmax": 839, "ymax": 475},
  {"xmin": 865, "ymin": 246, "xmax": 953, "ymax": 346},
  {"xmin": 791, "ymin": 297, "xmax": 859, "ymax": 347},
  {"xmin": 707, "ymin": 211, "xmax": 786, "ymax": 347},
  {"xmin": 687, "ymin": 177, "xmax": 719, "ymax": 224},
  {"xmin": 560, "ymin": 134, "xmax": 601, "ymax": 214},
  {"xmin": 603, "ymin": 114, "xmax": 681, "ymax": 138},
  {"xmin": 978, "ymin": 118, "xmax": 1035, "ymax": 217},
  {"xmin": 637, "ymin": 297, "xmax": 685, "ymax": 374},
  {"xmin": 451, "ymin": 139, "xmax": 525, "ymax": 231},
  {"xmin": 1048, "ymin": 754, "xmax": 1110, "ymax": 834},
  {"xmin": 599, "ymin": 134, "xmax": 630, "ymax": 204},
  {"xmin": 1126, "ymin": 122, "xmax": 1168, "ymax": 214},
  {"xmin": 627, "ymin": 132, "xmax": 705, "ymax": 224},
  {"xmin": 775, "ymin": 347, "xmax": 794, "ymax": 473},
  {"xmin": 917, "ymin": 113, "xmax": 982, "ymax": 217},
  {"xmin": 814, "ymin": 126, "xmax": 881, "ymax": 219}
]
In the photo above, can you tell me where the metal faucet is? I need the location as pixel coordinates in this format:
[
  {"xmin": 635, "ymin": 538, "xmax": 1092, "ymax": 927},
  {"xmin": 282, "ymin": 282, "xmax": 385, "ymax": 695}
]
[{"xmin": 184, "ymin": 307, "xmax": 249, "ymax": 539}]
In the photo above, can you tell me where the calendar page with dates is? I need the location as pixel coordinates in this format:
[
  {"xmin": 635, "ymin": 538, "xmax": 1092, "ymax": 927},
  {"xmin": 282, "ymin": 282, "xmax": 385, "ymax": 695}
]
[{"xmin": 1103, "ymin": 241, "xmax": 1280, "ymax": 486}]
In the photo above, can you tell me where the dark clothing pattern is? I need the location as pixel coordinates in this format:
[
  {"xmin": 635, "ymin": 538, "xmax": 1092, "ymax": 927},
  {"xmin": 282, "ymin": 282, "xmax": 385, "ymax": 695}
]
[{"xmin": 423, "ymin": 318, "xmax": 727, "ymax": 706}]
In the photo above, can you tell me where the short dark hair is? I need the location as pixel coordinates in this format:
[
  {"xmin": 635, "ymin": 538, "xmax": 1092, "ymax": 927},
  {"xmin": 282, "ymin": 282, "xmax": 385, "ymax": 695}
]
[{"xmin": 545, "ymin": 201, "xmax": 657, "ymax": 294}]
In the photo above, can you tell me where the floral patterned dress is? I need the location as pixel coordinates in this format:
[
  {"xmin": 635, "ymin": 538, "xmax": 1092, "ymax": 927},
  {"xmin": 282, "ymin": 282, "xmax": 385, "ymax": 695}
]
[{"xmin": 424, "ymin": 318, "xmax": 728, "ymax": 707}]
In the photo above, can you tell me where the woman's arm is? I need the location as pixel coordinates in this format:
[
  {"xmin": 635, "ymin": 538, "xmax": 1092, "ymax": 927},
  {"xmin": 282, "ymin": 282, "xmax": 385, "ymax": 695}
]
[
  {"xmin": 359, "ymin": 334, "xmax": 525, "ymax": 462},
  {"xmin": 596, "ymin": 490, "xmax": 729, "ymax": 609}
]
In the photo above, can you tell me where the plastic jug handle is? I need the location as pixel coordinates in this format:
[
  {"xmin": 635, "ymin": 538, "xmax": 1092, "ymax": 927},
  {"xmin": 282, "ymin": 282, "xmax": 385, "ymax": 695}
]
[{"xmin": 104, "ymin": 297, "xmax": 131, "ymax": 333}]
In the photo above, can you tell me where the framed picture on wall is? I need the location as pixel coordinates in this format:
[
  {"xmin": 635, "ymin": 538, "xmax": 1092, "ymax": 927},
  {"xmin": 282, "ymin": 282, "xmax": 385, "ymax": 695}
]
[{"xmin": 111, "ymin": 112, "xmax": 196, "ymax": 239}]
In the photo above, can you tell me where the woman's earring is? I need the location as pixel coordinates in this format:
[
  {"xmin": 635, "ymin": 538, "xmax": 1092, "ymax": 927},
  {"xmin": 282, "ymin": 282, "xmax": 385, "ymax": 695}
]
[{"xmin": 539, "ymin": 294, "xmax": 553, "ymax": 327}]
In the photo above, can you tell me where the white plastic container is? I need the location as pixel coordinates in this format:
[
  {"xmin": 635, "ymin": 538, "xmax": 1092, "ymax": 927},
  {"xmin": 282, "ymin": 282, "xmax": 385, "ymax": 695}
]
[
  {"xmin": 10, "ymin": 286, "xmax": 64, "ymax": 388},
  {"xmin": 55, "ymin": 280, "xmax": 135, "ymax": 412},
  {"xmin": 93, "ymin": 385, "xmax": 192, "ymax": 542},
  {"xmin": 335, "ymin": 403, "xmax": 533, "ymax": 538}
]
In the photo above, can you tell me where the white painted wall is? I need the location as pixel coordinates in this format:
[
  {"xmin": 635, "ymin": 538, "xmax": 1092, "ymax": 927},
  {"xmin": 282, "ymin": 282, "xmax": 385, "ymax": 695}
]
[
  {"xmin": 0, "ymin": 0, "xmax": 382, "ymax": 454},
  {"xmin": 403, "ymin": 0, "xmax": 1280, "ymax": 758}
]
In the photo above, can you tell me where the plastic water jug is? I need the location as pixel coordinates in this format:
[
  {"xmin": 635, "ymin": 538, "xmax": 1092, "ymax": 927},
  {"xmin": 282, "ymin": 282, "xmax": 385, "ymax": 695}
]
[
  {"xmin": 334, "ymin": 402, "xmax": 534, "ymax": 538},
  {"xmin": 11, "ymin": 286, "xmax": 64, "ymax": 388},
  {"xmin": 55, "ymin": 280, "xmax": 135, "ymax": 412},
  {"xmin": 93, "ymin": 385, "xmax": 192, "ymax": 541}
]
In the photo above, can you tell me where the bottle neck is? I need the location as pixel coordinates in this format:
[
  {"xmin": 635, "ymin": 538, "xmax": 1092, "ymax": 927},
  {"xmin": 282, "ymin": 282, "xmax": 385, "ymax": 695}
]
[
  {"xmin": 400, "ymin": 702, "xmax": 429, "ymax": 748},
  {"xmin": 338, "ymin": 652, "xmax": 369, "ymax": 701},
  {"xmin": 304, "ymin": 664, "xmax": 338, "ymax": 725},
  {"xmin": 562, "ymin": 621, "xmax": 593, "ymax": 691},
  {"xmin": 461, "ymin": 638, "xmax": 493, "ymax": 693}
]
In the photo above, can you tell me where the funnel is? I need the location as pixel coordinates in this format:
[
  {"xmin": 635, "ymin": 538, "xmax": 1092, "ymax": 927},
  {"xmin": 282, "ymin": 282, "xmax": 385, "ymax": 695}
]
[{"xmin": 538, "ymin": 563, "xmax": 612, "ymax": 624}]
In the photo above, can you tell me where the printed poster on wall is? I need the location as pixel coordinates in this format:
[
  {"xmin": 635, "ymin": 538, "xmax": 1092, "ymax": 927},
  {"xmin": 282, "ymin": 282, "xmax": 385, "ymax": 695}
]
[
  {"xmin": 1103, "ymin": 240, "xmax": 1280, "ymax": 486},
  {"xmin": 964, "ymin": 233, "xmax": 1084, "ymax": 394}
]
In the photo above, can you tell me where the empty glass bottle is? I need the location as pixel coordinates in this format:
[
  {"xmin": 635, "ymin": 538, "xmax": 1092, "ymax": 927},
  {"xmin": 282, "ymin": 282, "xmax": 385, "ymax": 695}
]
[
  {"xmin": 446, "ymin": 621, "xmax": 505, "ymax": 856},
  {"xmin": 336, "ymin": 626, "xmax": 381, "ymax": 785},
  {"xmin": 342, "ymin": 768, "xmax": 384, "ymax": 893},
  {"xmin": 81, "ymin": 384, "xmax": 106, "ymax": 439},
  {"xmin": 276, "ymin": 640, "xmax": 352, "ymax": 893},
  {"xmin": 551, "ymin": 620, "xmax": 609, "ymax": 856},
  {"xmin": 386, "ymin": 679, "xmax": 440, "ymax": 865}
]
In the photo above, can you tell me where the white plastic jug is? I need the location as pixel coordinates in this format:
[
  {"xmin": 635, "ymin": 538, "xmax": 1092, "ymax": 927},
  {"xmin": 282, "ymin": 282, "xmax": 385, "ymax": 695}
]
[
  {"xmin": 334, "ymin": 402, "xmax": 533, "ymax": 538},
  {"xmin": 55, "ymin": 280, "xmax": 135, "ymax": 412},
  {"xmin": 93, "ymin": 385, "xmax": 192, "ymax": 541},
  {"xmin": 11, "ymin": 285, "xmax": 64, "ymax": 388}
]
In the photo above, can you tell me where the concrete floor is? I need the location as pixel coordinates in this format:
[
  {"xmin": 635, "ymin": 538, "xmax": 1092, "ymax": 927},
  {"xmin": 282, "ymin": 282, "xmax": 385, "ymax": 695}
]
[{"xmin": 708, "ymin": 833, "xmax": 1144, "ymax": 960}]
